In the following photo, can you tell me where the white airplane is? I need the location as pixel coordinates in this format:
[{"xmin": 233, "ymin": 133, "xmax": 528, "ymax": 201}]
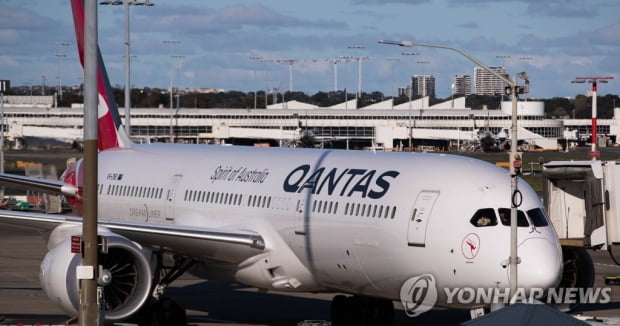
[{"xmin": 0, "ymin": 1, "xmax": 566, "ymax": 325}]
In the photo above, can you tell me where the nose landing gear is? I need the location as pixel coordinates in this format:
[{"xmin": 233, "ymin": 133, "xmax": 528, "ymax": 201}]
[{"xmin": 330, "ymin": 295, "xmax": 394, "ymax": 326}]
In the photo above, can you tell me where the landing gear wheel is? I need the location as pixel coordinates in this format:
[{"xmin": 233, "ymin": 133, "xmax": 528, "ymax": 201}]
[
  {"xmin": 330, "ymin": 295, "xmax": 394, "ymax": 326},
  {"xmin": 553, "ymin": 246, "xmax": 595, "ymax": 312},
  {"xmin": 128, "ymin": 297, "xmax": 187, "ymax": 326}
]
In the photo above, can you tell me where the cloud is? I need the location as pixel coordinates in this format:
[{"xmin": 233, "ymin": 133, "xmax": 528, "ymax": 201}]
[
  {"xmin": 351, "ymin": 0, "xmax": 429, "ymax": 4},
  {"xmin": 0, "ymin": 4, "xmax": 55, "ymax": 29},
  {"xmin": 445, "ymin": 0, "xmax": 597, "ymax": 18},
  {"xmin": 0, "ymin": 4, "xmax": 69, "ymax": 55},
  {"xmin": 458, "ymin": 21, "xmax": 480, "ymax": 29},
  {"xmin": 134, "ymin": 3, "xmax": 346, "ymax": 35},
  {"xmin": 525, "ymin": 2, "xmax": 597, "ymax": 18},
  {"xmin": 592, "ymin": 23, "xmax": 620, "ymax": 47}
]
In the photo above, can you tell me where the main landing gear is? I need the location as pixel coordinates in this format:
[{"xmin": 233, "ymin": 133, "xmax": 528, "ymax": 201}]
[
  {"xmin": 129, "ymin": 253, "xmax": 196, "ymax": 326},
  {"xmin": 331, "ymin": 295, "xmax": 394, "ymax": 326}
]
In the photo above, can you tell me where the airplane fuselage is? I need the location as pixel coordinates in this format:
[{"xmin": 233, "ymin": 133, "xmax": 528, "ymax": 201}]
[{"xmin": 94, "ymin": 144, "xmax": 561, "ymax": 308}]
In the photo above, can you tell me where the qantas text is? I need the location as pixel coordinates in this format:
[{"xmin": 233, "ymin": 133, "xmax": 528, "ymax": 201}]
[{"xmin": 283, "ymin": 164, "xmax": 400, "ymax": 199}]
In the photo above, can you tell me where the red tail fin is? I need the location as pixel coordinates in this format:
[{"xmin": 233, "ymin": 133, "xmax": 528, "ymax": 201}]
[{"xmin": 71, "ymin": 0, "xmax": 132, "ymax": 150}]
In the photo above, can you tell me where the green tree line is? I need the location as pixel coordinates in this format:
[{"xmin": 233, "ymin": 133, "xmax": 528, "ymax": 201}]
[{"xmin": 7, "ymin": 85, "xmax": 619, "ymax": 119}]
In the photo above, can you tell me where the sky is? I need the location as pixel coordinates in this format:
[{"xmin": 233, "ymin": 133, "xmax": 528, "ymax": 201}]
[{"xmin": 1, "ymin": 0, "xmax": 619, "ymax": 99}]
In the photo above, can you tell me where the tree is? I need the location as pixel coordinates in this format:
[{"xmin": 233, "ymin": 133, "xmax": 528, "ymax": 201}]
[{"xmin": 544, "ymin": 97, "xmax": 574, "ymax": 118}]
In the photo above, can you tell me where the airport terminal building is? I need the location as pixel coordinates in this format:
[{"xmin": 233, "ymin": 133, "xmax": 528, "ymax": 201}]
[{"xmin": 1, "ymin": 95, "xmax": 619, "ymax": 151}]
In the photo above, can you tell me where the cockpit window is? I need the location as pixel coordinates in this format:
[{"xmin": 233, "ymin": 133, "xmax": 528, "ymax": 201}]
[
  {"xmin": 470, "ymin": 208, "xmax": 498, "ymax": 227},
  {"xmin": 527, "ymin": 208, "xmax": 549, "ymax": 227},
  {"xmin": 498, "ymin": 208, "xmax": 529, "ymax": 227}
]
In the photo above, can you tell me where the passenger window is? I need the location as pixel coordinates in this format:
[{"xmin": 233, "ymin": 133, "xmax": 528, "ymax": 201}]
[
  {"xmin": 498, "ymin": 208, "xmax": 529, "ymax": 227},
  {"xmin": 470, "ymin": 208, "xmax": 498, "ymax": 227},
  {"xmin": 527, "ymin": 208, "xmax": 549, "ymax": 227}
]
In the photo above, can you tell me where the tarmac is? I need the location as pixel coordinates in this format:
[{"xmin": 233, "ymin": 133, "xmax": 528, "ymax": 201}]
[{"xmin": 1, "ymin": 223, "xmax": 620, "ymax": 325}]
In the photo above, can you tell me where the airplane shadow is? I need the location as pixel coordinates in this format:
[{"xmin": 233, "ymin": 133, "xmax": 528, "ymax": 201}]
[{"xmin": 166, "ymin": 280, "xmax": 472, "ymax": 326}]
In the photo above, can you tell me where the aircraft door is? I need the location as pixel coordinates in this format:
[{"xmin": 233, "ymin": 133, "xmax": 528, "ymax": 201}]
[
  {"xmin": 294, "ymin": 198, "xmax": 306, "ymax": 235},
  {"xmin": 165, "ymin": 174, "xmax": 183, "ymax": 222},
  {"xmin": 407, "ymin": 190, "xmax": 439, "ymax": 246}
]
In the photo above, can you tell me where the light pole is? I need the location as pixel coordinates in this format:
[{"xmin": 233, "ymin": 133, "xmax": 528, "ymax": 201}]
[
  {"xmin": 260, "ymin": 59, "xmax": 273, "ymax": 108},
  {"xmin": 416, "ymin": 60, "xmax": 430, "ymax": 98},
  {"xmin": 379, "ymin": 39, "xmax": 528, "ymax": 299},
  {"xmin": 519, "ymin": 57, "xmax": 532, "ymax": 101},
  {"xmin": 172, "ymin": 55, "xmax": 185, "ymax": 109},
  {"xmin": 496, "ymin": 55, "xmax": 511, "ymax": 67},
  {"xmin": 327, "ymin": 57, "xmax": 343, "ymax": 93},
  {"xmin": 519, "ymin": 56, "xmax": 533, "ymax": 72},
  {"xmin": 55, "ymin": 42, "xmax": 69, "ymax": 103},
  {"xmin": 348, "ymin": 45, "xmax": 366, "ymax": 99},
  {"xmin": 401, "ymin": 51, "xmax": 418, "ymax": 150},
  {"xmin": 101, "ymin": 0, "xmax": 154, "ymax": 137},
  {"xmin": 249, "ymin": 56, "xmax": 262, "ymax": 110},
  {"xmin": 41, "ymin": 75, "xmax": 46, "ymax": 96},
  {"xmin": 163, "ymin": 39, "xmax": 179, "ymax": 142},
  {"xmin": 78, "ymin": 0, "xmax": 101, "ymax": 322},
  {"xmin": 387, "ymin": 58, "xmax": 400, "ymax": 102},
  {"xmin": 572, "ymin": 76, "xmax": 614, "ymax": 160},
  {"xmin": 337, "ymin": 56, "xmax": 353, "ymax": 108},
  {"xmin": 276, "ymin": 59, "xmax": 298, "ymax": 94}
]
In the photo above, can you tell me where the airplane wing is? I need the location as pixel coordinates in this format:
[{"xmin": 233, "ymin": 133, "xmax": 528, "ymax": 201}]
[
  {"xmin": 0, "ymin": 173, "xmax": 77, "ymax": 197},
  {"xmin": 0, "ymin": 209, "xmax": 265, "ymax": 265}
]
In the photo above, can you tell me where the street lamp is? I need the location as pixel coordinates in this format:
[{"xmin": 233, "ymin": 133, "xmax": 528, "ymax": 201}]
[
  {"xmin": 276, "ymin": 59, "xmax": 299, "ymax": 94},
  {"xmin": 55, "ymin": 42, "xmax": 69, "ymax": 103},
  {"xmin": 386, "ymin": 58, "xmax": 400, "ymax": 101},
  {"xmin": 415, "ymin": 60, "xmax": 430, "ymax": 98},
  {"xmin": 337, "ymin": 55, "xmax": 354, "ymax": 108},
  {"xmin": 101, "ymin": 0, "xmax": 154, "ymax": 137},
  {"xmin": 401, "ymin": 51, "xmax": 418, "ymax": 150},
  {"xmin": 249, "ymin": 56, "xmax": 262, "ymax": 110},
  {"xmin": 379, "ymin": 39, "xmax": 527, "ymax": 299},
  {"xmin": 260, "ymin": 59, "xmax": 273, "ymax": 108},
  {"xmin": 172, "ymin": 55, "xmax": 185, "ymax": 109},
  {"xmin": 348, "ymin": 45, "xmax": 368, "ymax": 99},
  {"xmin": 519, "ymin": 56, "xmax": 533, "ymax": 72},
  {"xmin": 496, "ymin": 55, "xmax": 511, "ymax": 67},
  {"xmin": 163, "ymin": 40, "xmax": 179, "ymax": 142}
]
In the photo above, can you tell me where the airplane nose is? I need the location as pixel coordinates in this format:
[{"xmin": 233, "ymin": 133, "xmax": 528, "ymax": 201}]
[{"xmin": 517, "ymin": 237, "xmax": 562, "ymax": 291}]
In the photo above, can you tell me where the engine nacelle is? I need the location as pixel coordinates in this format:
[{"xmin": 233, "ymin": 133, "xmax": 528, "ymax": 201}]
[
  {"xmin": 553, "ymin": 246, "xmax": 595, "ymax": 311},
  {"xmin": 559, "ymin": 246, "xmax": 595, "ymax": 289},
  {"xmin": 39, "ymin": 230, "xmax": 153, "ymax": 321}
]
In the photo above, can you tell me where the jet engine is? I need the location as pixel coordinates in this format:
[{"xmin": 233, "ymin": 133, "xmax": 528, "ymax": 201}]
[
  {"xmin": 559, "ymin": 246, "xmax": 595, "ymax": 289},
  {"xmin": 39, "ymin": 231, "xmax": 153, "ymax": 321},
  {"xmin": 553, "ymin": 246, "xmax": 595, "ymax": 311}
]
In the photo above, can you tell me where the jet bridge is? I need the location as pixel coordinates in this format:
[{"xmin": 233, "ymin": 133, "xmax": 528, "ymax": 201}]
[
  {"xmin": 542, "ymin": 159, "xmax": 620, "ymax": 291},
  {"xmin": 543, "ymin": 160, "xmax": 620, "ymax": 256}
]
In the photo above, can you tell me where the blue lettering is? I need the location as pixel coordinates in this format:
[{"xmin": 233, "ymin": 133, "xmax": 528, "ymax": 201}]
[
  {"xmin": 317, "ymin": 168, "xmax": 349, "ymax": 195},
  {"xmin": 347, "ymin": 170, "xmax": 376, "ymax": 198},
  {"xmin": 339, "ymin": 169, "xmax": 367, "ymax": 196},
  {"xmin": 283, "ymin": 164, "xmax": 310, "ymax": 192},
  {"xmin": 283, "ymin": 164, "xmax": 399, "ymax": 199},
  {"xmin": 368, "ymin": 171, "xmax": 400, "ymax": 199},
  {"xmin": 299, "ymin": 167, "xmax": 325, "ymax": 193}
]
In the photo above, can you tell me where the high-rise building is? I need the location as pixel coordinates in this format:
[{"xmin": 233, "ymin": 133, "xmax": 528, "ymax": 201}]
[
  {"xmin": 474, "ymin": 66, "xmax": 507, "ymax": 95},
  {"xmin": 398, "ymin": 86, "xmax": 412, "ymax": 98},
  {"xmin": 453, "ymin": 75, "xmax": 471, "ymax": 96},
  {"xmin": 411, "ymin": 75, "xmax": 435, "ymax": 98}
]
